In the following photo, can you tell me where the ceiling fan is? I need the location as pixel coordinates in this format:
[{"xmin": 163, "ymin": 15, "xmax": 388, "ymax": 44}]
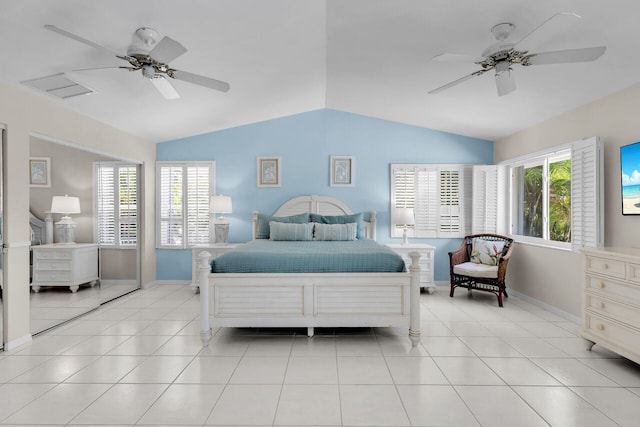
[
  {"xmin": 428, "ymin": 12, "xmax": 606, "ymax": 96},
  {"xmin": 44, "ymin": 24, "xmax": 230, "ymax": 99}
]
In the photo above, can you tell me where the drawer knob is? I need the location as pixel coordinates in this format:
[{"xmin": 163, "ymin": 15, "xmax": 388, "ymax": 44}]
[
  {"xmin": 598, "ymin": 282, "xmax": 605, "ymax": 289},
  {"xmin": 599, "ymin": 302, "xmax": 605, "ymax": 310},
  {"xmin": 596, "ymin": 324, "xmax": 605, "ymax": 331},
  {"xmin": 602, "ymin": 263, "xmax": 608, "ymax": 270}
]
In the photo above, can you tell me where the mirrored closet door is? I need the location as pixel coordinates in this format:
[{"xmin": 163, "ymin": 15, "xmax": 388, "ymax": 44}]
[
  {"xmin": 29, "ymin": 136, "xmax": 141, "ymax": 334},
  {"xmin": 0, "ymin": 127, "xmax": 5, "ymax": 349}
]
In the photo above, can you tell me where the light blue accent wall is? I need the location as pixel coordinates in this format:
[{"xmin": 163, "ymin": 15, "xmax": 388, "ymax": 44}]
[{"xmin": 156, "ymin": 109, "xmax": 493, "ymax": 281}]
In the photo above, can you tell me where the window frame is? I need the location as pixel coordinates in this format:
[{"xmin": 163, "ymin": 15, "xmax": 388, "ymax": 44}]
[
  {"xmin": 155, "ymin": 161, "xmax": 216, "ymax": 249},
  {"xmin": 93, "ymin": 162, "xmax": 139, "ymax": 249},
  {"xmin": 502, "ymin": 136, "xmax": 603, "ymax": 251}
]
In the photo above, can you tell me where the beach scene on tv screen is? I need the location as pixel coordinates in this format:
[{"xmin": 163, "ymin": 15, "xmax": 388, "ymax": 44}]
[{"xmin": 621, "ymin": 142, "xmax": 640, "ymax": 214}]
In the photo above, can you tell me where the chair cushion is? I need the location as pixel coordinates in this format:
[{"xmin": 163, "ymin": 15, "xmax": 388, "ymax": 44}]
[
  {"xmin": 471, "ymin": 238, "xmax": 505, "ymax": 266},
  {"xmin": 453, "ymin": 261, "xmax": 498, "ymax": 279}
]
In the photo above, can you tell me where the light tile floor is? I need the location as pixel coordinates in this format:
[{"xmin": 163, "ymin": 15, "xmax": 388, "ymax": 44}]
[{"xmin": 1, "ymin": 284, "xmax": 640, "ymax": 426}]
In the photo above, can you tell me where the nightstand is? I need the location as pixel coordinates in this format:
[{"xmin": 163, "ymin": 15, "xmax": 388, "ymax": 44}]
[
  {"xmin": 31, "ymin": 243, "xmax": 99, "ymax": 293},
  {"xmin": 191, "ymin": 243, "xmax": 242, "ymax": 292},
  {"xmin": 385, "ymin": 243, "xmax": 436, "ymax": 294}
]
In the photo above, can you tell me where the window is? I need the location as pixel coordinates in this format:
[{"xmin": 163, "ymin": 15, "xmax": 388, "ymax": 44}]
[
  {"xmin": 507, "ymin": 136, "xmax": 603, "ymax": 250},
  {"xmin": 390, "ymin": 164, "xmax": 470, "ymax": 238},
  {"xmin": 94, "ymin": 162, "xmax": 138, "ymax": 247},
  {"xmin": 156, "ymin": 161, "xmax": 215, "ymax": 248}
]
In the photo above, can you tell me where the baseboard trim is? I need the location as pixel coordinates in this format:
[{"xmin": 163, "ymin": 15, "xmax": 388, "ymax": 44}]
[
  {"xmin": 507, "ymin": 288, "xmax": 580, "ymax": 324},
  {"xmin": 432, "ymin": 281, "xmax": 579, "ymax": 324},
  {"xmin": 5, "ymin": 334, "xmax": 32, "ymax": 351},
  {"xmin": 145, "ymin": 280, "xmax": 191, "ymax": 289}
]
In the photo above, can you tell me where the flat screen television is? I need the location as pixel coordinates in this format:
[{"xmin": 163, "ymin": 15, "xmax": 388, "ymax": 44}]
[{"xmin": 621, "ymin": 141, "xmax": 640, "ymax": 215}]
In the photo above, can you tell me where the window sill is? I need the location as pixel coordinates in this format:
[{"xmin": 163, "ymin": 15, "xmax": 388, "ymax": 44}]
[{"xmin": 510, "ymin": 235, "xmax": 572, "ymax": 252}]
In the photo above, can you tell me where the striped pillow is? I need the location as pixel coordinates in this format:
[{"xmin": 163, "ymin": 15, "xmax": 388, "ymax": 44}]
[
  {"xmin": 269, "ymin": 221, "xmax": 314, "ymax": 241},
  {"xmin": 313, "ymin": 222, "xmax": 357, "ymax": 241}
]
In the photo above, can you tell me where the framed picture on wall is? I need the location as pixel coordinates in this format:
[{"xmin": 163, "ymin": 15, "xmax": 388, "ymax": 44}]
[
  {"xmin": 29, "ymin": 157, "xmax": 51, "ymax": 188},
  {"xmin": 330, "ymin": 156, "xmax": 354, "ymax": 186},
  {"xmin": 257, "ymin": 156, "xmax": 281, "ymax": 187}
]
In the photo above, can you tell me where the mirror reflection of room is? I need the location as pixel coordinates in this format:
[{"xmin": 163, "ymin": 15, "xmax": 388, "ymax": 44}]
[{"xmin": 29, "ymin": 136, "xmax": 140, "ymax": 334}]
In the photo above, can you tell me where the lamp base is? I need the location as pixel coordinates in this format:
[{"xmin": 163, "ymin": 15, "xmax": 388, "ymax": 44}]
[
  {"xmin": 55, "ymin": 218, "xmax": 77, "ymax": 244},
  {"xmin": 401, "ymin": 227, "xmax": 409, "ymax": 245},
  {"xmin": 214, "ymin": 222, "xmax": 229, "ymax": 244}
]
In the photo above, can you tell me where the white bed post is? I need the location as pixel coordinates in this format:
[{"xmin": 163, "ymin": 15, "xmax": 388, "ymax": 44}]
[
  {"xmin": 408, "ymin": 251, "xmax": 421, "ymax": 347},
  {"xmin": 199, "ymin": 251, "xmax": 213, "ymax": 346}
]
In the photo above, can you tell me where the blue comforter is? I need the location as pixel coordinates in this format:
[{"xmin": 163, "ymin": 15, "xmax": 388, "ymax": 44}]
[{"xmin": 211, "ymin": 239, "xmax": 406, "ymax": 273}]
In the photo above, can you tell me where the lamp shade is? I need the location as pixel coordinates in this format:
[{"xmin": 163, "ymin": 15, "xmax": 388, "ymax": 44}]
[
  {"xmin": 210, "ymin": 195, "xmax": 232, "ymax": 214},
  {"xmin": 51, "ymin": 195, "xmax": 81, "ymax": 215},
  {"xmin": 393, "ymin": 207, "xmax": 415, "ymax": 225}
]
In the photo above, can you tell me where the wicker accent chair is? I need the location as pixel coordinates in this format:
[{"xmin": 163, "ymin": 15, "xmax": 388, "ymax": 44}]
[{"xmin": 448, "ymin": 234, "xmax": 514, "ymax": 307}]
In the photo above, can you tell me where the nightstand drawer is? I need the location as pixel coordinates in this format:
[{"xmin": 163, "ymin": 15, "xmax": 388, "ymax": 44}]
[
  {"xmin": 34, "ymin": 249, "xmax": 73, "ymax": 260},
  {"xmin": 34, "ymin": 260, "xmax": 72, "ymax": 271},
  {"xmin": 34, "ymin": 271, "xmax": 72, "ymax": 283}
]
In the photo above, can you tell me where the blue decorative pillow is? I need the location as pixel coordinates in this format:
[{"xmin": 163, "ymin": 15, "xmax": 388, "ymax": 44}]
[
  {"xmin": 255, "ymin": 213, "xmax": 310, "ymax": 239},
  {"xmin": 269, "ymin": 221, "xmax": 314, "ymax": 241},
  {"xmin": 309, "ymin": 212, "xmax": 364, "ymax": 239},
  {"xmin": 313, "ymin": 222, "xmax": 357, "ymax": 241}
]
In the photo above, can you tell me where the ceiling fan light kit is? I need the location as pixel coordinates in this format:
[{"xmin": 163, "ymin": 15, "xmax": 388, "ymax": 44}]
[
  {"xmin": 44, "ymin": 24, "xmax": 230, "ymax": 100},
  {"xmin": 429, "ymin": 12, "xmax": 606, "ymax": 96}
]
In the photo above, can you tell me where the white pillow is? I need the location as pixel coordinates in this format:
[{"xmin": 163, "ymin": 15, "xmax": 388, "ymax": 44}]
[
  {"xmin": 313, "ymin": 222, "xmax": 357, "ymax": 241},
  {"xmin": 269, "ymin": 221, "xmax": 314, "ymax": 241},
  {"xmin": 470, "ymin": 238, "xmax": 505, "ymax": 266}
]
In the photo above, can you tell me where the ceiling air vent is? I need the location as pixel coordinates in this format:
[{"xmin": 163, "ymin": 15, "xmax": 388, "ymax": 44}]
[{"xmin": 21, "ymin": 73, "xmax": 93, "ymax": 99}]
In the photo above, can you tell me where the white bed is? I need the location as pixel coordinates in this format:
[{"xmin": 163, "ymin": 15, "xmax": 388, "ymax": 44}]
[{"xmin": 198, "ymin": 195, "xmax": 422, "ymax": 345}]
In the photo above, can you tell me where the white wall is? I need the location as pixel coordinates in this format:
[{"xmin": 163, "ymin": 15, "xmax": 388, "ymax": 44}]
[
  {"xmin": 0, "ymin": 81, "xmax": 156, "ymax": 348},
  {"xmin": 495, "ymin": 82, "xmax": 640, "ymax": 317}
]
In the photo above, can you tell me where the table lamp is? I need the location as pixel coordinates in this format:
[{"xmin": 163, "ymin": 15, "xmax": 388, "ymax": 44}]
[
  {"xmin": 394, "ymin": 207, "xmax": 415, "ymax": 245},
  {"xmin": 210, "ymin": 195, "xmax": 232, "ymax": 243},
  {"xmin": 51, "ymin": 194, "xmax": 81, "ymax": 244}
]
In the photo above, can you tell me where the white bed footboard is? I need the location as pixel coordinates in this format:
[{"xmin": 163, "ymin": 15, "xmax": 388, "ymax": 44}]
[{"xmin": 199, "ymin": 251, "xmax": 422, "ymax": 346}]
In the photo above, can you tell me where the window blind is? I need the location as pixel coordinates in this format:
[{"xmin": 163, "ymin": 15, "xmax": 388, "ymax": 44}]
[
  {"xmin": 156, "ymin": 161, "xmax": 215, "ymax": 249},
  {"xmin": 94, "ymin": 162, "xmax": 138, "ymax": 247},
  {"xmin": 571, "ymin": 136, "xmax": 604, "ymax": 250}
]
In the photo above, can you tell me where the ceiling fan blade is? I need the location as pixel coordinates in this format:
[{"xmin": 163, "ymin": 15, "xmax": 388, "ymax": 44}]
[
  {"xmin": 431, "ymin": 53, "xmax": 478, "ymax": 63},
  {"xmin": 170, "ymin": 70, "xmax": 230, "ymax": 92},
  {"xmin": 428, "ymin": 71, "xmax": 483, "ymax": 94},
  {"xmin": 527, "ymin": 46, "xmax": 606, "ymax": 65},
  {"xmin": 44, "ymin": 24, "xmax": 121, "ymax": 58},
  {"xmin": 149, "ymin": 36, "xmax": 187, "ymax": 64},
  {"xmin": 495, "ymin": 69, "xmax": 516, "ymax": 96},
  {"xmin": 150, "ymin": 76, "xmax": 180, "ymax": 100},
  {"xmin": 515, "ymin": 12, "xmax": 581, "ymax": 52}
]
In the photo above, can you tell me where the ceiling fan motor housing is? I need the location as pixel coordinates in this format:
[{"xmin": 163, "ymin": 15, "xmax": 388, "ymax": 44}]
[{"xmin": 127, "ymin": 27, "xmax": 159, "ymax": 57}]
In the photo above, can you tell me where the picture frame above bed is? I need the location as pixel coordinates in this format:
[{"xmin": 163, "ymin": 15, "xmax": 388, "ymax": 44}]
[
  {"xmin": 29, "ymin": 157, "xmax": 51, "ymax": 188},
  {"xmin": 330, "ymin": 155, "xmax": 354, "ymax": 187},
  {"xmin": 257, "ymin": 156, "xmax": 281, "ymax": 187}
]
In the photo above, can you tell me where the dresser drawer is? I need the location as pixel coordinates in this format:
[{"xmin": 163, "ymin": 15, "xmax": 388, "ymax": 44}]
[
  {"xmin": 585, "ymin": 294, "xmax": 640, "ymax": 330},
  {"xmin": 33, "ymin": 271, "xmax": 72, "ymax": 283},
  {"xmin": 585, "ymin": 274, "xmax": 640, "ymax": 302},
  {"xmin": 628, "ymin": 263, "xmax": 640, "ymax": 284},
  {"xmin": 585, "ymin": 255, "xmax": 626, "ymax": 279},
  {"xmin": 584, "ymin": 313, "xmax": 640, "ymax": 355}
]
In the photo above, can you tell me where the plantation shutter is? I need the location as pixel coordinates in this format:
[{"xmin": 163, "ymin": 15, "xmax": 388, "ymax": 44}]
[
  {"xmin": 118, "ymin": 166, "xmax": 137, "ymax": 246},
  {"xmin": 186, "ymin": 165, "xmax": 211, "ymax": 246},
  {"xmin": 391, "ymin": 164, "xmax": 467, "ymax": 238},
  {"xmin": 571, "ymin": 137, "xmax": 604, "ymax": 250},
  {"xmin": 96, "ymin": 164, "xmax": 116, "ymax": 245},
  {"xmin": 156, "ymin": 161, "xmax": 215, "ymax": 249},
  {"xmin": 438, "ymin": 167, "xmax": 463, "ymax": 237},
  {"xmin": 472, "ymin": 165, "xmax": 498, "ymax": 233},
  {"xmin": 414, "ymin": 168, "xmax": 438, "ymax": 237},
  {"xmin": 95, "ymin": 162, "xmax": 138, "ymax": 247}
]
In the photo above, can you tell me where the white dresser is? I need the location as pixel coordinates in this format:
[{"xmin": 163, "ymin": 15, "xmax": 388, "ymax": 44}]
[
  {"xmin": 191, "ymin": 243, "xmax": 241, "ymax": 292},
  {"xmin": 386, "ymin": 243, "xmax": 436, "ymax": 294},
  {"xmin": 582, "ymin": 247, "xmax": 640, "ymax": 364},
  {"xmin": 31, "ymin": 243, "xmax": 99, "ymax": 293}
]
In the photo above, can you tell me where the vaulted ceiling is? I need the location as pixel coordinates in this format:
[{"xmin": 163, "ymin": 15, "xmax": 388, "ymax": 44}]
[{"xmin": 1, "ymin": 0, "xmax": 639, "ymax": 143}]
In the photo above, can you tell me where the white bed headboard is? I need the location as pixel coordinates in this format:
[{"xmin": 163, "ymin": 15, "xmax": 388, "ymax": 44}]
[{"xmin": 252, "ymin": 195, "xmax": 377, "ymax": 240}]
